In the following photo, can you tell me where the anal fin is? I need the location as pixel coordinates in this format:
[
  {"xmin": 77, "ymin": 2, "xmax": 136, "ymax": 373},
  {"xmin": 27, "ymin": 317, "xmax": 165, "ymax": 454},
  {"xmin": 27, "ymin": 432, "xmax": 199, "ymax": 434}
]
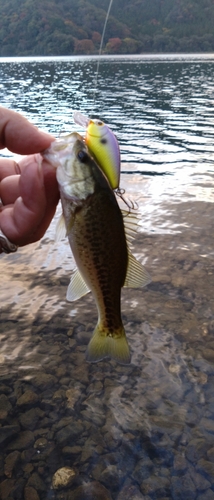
[
  {"xmin": 67, "ymin": 269, "xmax": 91, "ymax": 302},
  {"xmin": 124, "ymin": 250, "xmax": 151, "ymax": 288}
]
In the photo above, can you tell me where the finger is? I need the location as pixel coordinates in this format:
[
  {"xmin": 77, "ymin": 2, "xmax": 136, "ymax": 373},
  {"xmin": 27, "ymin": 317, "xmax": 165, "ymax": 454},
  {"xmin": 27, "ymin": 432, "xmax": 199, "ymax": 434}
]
[
  {"xmin": 0, "ymin": 156, "xmax": 47, "ymax": 245},
  {"xmin": 0, "ymin": 175, "xmax": 20, "ymax": 205},
  {"xmin": 0, "ymin": 107, "xmax": 54, "ymax": 154},
  {"xmin": 0, "ymin": 153, "xmax": 58, "ymax": 208},
  {"xmin": 0, "ymin": 158, "xmax": 21, "ymax": 180}
]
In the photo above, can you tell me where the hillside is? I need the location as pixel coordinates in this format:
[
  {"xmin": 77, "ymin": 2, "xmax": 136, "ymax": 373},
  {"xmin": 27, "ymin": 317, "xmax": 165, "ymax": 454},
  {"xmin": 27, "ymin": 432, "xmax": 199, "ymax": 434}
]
[{"xmin": 0, "ymin": 0, "xmax": 214, "ymax": 56}]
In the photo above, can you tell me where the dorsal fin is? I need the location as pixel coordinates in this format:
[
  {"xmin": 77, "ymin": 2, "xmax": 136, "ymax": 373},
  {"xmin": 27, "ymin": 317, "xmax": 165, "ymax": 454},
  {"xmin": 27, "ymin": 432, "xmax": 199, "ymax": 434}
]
[{"xmin": 122, "ymin": 209, "xmax": 140, "ymax": 245}]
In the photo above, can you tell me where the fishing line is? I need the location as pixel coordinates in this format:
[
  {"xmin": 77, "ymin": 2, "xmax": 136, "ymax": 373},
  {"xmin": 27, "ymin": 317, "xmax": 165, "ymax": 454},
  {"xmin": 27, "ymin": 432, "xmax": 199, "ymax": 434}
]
[{"xmin": 92, "ymin": 0, "xmax": 114, "ymax": 111}]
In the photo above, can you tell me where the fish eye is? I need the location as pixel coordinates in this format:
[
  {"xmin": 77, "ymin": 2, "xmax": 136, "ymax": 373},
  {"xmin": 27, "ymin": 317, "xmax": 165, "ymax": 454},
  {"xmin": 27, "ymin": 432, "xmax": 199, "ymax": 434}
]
[
  {"xmin": 77, "ymin": 150, "xmax": 88, "ymax": 163},
  {"xmin": 98, "ymin": 121, "xmax": 103, "ymax": 126},
  {"xmin": 100, "ymin": 138, "xmax": 107, "ymax": 144}
]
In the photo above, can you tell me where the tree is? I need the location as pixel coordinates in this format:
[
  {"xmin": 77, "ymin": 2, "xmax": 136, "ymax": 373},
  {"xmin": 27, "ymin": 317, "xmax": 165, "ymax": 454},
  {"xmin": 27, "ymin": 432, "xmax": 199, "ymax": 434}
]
[
  {"xmin": 74, "ymin": 38, "xmax": 95, "ymax": 54},
  {"xmin": 122, "ymin": 37, "xmax": 139, "ymax": 54},
  {"xmin": 105, "ymin": 37, "xmax": 122, "ymax": 54}
]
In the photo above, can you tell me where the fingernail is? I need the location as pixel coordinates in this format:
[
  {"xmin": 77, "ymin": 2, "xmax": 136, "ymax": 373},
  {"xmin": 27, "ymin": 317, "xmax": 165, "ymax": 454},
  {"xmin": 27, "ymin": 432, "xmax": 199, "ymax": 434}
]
[
  {"xmin": 18, "ymin": 153, "xmax": 42, "ymax": 169},
  {"xmin": 40, "ymin": 131, "xmax": 55, "ymax": 142}
]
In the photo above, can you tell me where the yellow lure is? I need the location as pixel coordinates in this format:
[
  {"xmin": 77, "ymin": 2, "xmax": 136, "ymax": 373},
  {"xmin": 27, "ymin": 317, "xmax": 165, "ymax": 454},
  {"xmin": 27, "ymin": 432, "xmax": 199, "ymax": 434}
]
[{"xmin": 73, "ymin": 112, "xmax": 120, "ymax": 189}]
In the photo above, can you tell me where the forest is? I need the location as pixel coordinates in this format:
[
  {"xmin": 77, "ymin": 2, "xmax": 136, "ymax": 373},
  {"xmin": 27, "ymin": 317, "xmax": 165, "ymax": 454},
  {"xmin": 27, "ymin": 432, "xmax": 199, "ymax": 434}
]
[{"xmin": 1, "ymin": 0, "xmax": 214, "ymax": 56}]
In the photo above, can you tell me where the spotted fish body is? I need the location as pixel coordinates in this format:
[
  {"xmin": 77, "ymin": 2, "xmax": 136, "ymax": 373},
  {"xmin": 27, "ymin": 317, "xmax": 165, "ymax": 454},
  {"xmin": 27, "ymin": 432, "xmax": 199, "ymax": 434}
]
[
  {"xmin": 64, "ymin": 166, "xmax": 129, "ymax": 363},
  {"xmin": 43, "ymin": 132, "xmax": 151, "ymax": 364}
]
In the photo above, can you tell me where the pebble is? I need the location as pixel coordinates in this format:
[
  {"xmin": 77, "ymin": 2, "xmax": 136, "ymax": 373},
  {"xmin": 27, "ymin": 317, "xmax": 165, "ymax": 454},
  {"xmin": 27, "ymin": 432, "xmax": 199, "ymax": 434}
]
[
  {"xmin": 52, "ymin": 466, "xmax": 77, "ymax": 489},
  {"xmin": 200, "ymin": 417, "xmax": 214, "ymax": 434},
  {"xmin": 185, "ymin": 438, "xmax": 210, "ymax": 463},
  {"xmin": 24, "ymin": 486, "xmax": 40, "ymax": 500},
  {"xmin": 65, "ymin": 387, "xmax": 81, "ymax": 408},
  {"xmin": 197, "ymin": 459, "xmax": 214, "ymax": 478},
  {"xmin": 140, "ymin": 475, "xmax": 170, "ymax": 496},
  {"xmin": 55, "ymin": 422, "xmax": 84, "ymax": 445},
  {"xmin": 173, "ymin": 452, "xmax": 187, "ymax": 472},
  {"xmin": 0, "ymin": 394, "xmax": 12, "ymax": 415},
  {"xmin": 0, "ymin": 425, "xmax": 20, "ymax": 446},
  {"xmin": 0, "ymin": 478, "xmax": 15, "ymax": 500},
  {"xmin": 4, "ymin": 450, "xmax": 20, "ymax": 478},
  {"xmin": 62, "ymin": 445, "xmax": 82, "ymax": 456},
  {"xmin": 31, "ymin": 373, "xmax": 58, "ymax": 390},
  {"xmin": 207, "ymin": 446, "xmax": 214, "ymax": 461},
  {"xmin": 116, "ymin": 483, "xmax": 146, "ymax": 499},
  {"xmin": 70, "ymin": 481, "xmax": 113, "ymax": 500},
  {"xmin": 171, "ymin": 474, "xmax": 196, "ymax": 500},
  {"xmin": 197, "ymin": 491, "xmax": 214, "ymax": 500},
  {"xmin": 26, "ymin": 472, "xmax": 46, "ymax": 492},
  {"xmin": 17, "ymin": 390, "xmax": 39, "ymax": 406},
  {"xmin": 6, "ymin": 430, "xmax": 34, "ymax": 451},
  {"xmin": 34, "ymin": 437, "xmax": 48, "ymax": 450},
  {"xmin": 99, "ymin": 464, "xmax": 125, "ymax": 491},
  {"xmin": 19, "ymin": 408, "xmax": 42, "ymax": 430}
]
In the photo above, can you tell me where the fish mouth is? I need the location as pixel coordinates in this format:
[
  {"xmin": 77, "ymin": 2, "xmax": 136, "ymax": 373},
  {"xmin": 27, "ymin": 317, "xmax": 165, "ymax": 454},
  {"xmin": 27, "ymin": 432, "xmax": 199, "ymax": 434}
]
[{"xmin": 42, "ymin": 132, "xmax": 84, "ymax": 168}]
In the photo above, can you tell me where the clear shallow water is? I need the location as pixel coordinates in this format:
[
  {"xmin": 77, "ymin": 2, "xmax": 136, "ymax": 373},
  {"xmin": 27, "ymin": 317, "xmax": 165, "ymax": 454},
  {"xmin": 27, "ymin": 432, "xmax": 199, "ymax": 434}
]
[{"xmin": 0, "ymin": 55, "xmax": 214, "ymax": 499}]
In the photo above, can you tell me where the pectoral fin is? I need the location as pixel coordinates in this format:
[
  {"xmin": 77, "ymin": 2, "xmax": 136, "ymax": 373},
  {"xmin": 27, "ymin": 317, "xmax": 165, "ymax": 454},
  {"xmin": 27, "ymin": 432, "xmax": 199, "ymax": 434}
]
[
  {"xmin": 124, "ymin": 251, "xmax": 151, "ymax": 288},
  {"xmin": 66, "ymin": 269, "xmax": 91, "ymax": 302},
  {"xmin": 55, "ymin": 213, "xmax": 67, "ymax": 242},
  {"xmin": 55, "ymin": 211, "xmax": 75, "ymax": 242}
]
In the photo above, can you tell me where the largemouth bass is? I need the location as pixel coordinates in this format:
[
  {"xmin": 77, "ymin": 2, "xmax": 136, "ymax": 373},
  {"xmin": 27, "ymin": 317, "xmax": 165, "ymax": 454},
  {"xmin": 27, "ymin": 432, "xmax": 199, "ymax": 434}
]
[{"xmin": 43, "ymin": 132, "xmax": 151, "ymax": 364}]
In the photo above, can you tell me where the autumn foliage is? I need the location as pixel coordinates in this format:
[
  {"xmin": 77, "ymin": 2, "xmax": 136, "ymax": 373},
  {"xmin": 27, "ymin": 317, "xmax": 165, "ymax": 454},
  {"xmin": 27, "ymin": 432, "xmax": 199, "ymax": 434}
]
[{"xmin": 1, "ymin": 0, "xmax": 214, "ymax": 56}]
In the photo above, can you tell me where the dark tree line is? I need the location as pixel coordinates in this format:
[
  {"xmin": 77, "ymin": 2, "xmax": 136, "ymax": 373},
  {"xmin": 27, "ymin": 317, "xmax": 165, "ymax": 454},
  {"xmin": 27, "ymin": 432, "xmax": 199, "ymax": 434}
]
[{"xmin": 1, "ymin": 0, "xmax": 214, "ymax": 56}]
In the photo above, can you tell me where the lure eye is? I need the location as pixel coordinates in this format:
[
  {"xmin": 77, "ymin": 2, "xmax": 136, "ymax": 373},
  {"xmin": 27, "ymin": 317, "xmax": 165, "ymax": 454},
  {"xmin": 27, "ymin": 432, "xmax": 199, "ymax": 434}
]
[
  {"xmin": 78, "ymin": 150, "xmax": 88, "ymax": 163},
  {"xmin": 98, "ymin": 121, "xmax": 103, "ymax": 126}
]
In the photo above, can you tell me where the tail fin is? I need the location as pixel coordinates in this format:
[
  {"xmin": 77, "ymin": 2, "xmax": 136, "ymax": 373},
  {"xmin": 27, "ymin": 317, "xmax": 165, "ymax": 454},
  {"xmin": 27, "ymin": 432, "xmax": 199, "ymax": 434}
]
[{"xmin": 86, "ymin": 324, "xmax": 131, "ymax": 365}]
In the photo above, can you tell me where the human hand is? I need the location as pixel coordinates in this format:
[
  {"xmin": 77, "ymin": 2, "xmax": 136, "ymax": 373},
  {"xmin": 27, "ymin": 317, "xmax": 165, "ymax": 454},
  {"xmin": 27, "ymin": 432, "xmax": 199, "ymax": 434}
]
[{"xmin": 0, "ymin": 107, "xmax": 59, "ymax": 250}]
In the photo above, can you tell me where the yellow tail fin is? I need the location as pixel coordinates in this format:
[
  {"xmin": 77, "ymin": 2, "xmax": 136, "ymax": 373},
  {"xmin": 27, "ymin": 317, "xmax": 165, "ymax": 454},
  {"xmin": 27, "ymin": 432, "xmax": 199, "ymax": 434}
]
[{"xmin": 86, "ymin": 324, "xmax": 131, "ymax": 364}]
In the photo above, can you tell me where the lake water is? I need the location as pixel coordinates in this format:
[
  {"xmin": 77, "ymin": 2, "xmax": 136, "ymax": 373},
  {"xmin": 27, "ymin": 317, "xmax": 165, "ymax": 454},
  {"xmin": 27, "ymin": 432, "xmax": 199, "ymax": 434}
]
[{"xmin": 0, "ymin": 54, "xmax": 214, "ymax": 499}]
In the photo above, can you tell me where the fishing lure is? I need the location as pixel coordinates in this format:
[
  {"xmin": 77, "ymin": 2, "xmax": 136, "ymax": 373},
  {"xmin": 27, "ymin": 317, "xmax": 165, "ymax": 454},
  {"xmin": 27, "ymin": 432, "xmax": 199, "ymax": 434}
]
[{"xmin": 73, "ymin": 111, "xmax": 120, "ymax": 189}]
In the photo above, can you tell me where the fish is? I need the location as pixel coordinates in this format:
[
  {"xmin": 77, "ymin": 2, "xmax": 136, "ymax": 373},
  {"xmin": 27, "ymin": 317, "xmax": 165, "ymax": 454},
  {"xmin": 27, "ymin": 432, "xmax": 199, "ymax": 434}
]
[
  {"xmin": 73, "ymin": 111, "xmax": 120, "ymax": 189},
  {"xmin": 43, "ymin": 132, "xmax": 151, "ymax": 364}
]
